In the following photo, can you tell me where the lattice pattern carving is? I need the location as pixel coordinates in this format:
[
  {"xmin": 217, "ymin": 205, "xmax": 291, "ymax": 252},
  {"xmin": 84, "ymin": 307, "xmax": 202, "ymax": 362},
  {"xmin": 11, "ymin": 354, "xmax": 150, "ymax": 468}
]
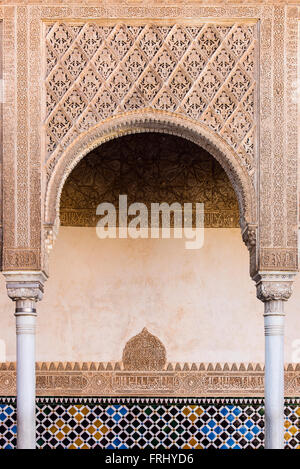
[{"xmin": 45, "ymin": 22, "xmax": 257, "ymax": 180}]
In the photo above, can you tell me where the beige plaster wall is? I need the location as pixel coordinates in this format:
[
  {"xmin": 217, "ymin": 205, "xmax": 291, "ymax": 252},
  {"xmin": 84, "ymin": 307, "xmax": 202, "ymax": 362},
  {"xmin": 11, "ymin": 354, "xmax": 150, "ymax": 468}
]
[{"xmin": 0, "ymin": 226, "xmax": 300, "ymax": 364}]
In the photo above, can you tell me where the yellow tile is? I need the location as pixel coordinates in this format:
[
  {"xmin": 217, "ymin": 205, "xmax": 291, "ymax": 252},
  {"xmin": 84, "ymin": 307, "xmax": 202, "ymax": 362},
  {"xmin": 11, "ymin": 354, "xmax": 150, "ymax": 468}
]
[
  {"xmin": 94, "ymin": 420, "xmax": 102, "ymax": 428},
  {"xmin": 75, "ymin": 438, "xmax": 83, "ymax": 446},
  {"xmin": 290, "ymin": 426, "xmax": 298, "ymax": 435},
  {"xmin": 284, "ymin": 420, "xmax": 291, "ymax": 429},
  {"xmin": 69, "ymin": 444, "xmax": 77, "ymax": 450},
  {"xmin": 69, "ymin": 407, "xmax": 77, "ymax": 416},
  {"xmin": 56, "ymin": 432, "xmax": 64, "ymax": 441},
  {"xmin": 87, "ymin": 426, "xmax": 96, "ymax": 434},
  {"xmin": 81, "ymin": 444, "xmax": 89, "ymax": 449},
  {"xmin": 100, "ymin": 425, "xmax": 108, "ymax": 434},
  {"xmin": 195, "ymin": 444, "xmax": 203, "ymax": 449},
  {"xmin": 50, "ymin": 425, "xmax": 58, "ymax": 434},
  {"xmin": 182, "ymin": 407, "xmax": 191, "ymax": 416},
  {"xmin": 75, "ymin": 414, "xmax": 83, "ymax": 422},
  {"xmin": 296, "ymin": 408, "xmax": 300, "ymax": 417},
  {"xmin": 56, "ymin": 419, "xmax": 64, "ymax": 428},
  {"xmin": 188, "ymin": 413, "xmax": 197, "ymax": 423},
  {"xmin": 81, "ymin": 407, "xmax": 90, "ymax": 416},
  {"xmin": 189, "ymin": 405, "xmax": 197, "ymax": 411},
  {"xmin": 284, "ymin": 433, "xmax": 291, "ymax": 441},
  {"xmin": 195, "ymin": 407, "xmax": 203, "ymax": 416},
  {"xmin": 182, "ymin": 444, "xmax": 191, "ymax": 449},
  {"xmin": 189, "ymin": 437, "xmax": 197, "ymax": 447},
  {"xmin": 62, "ymin": 425, "xmax": 71, "ymax": 434},
  {"xmin": 94, "ymin": 431, "xmax": 102, "ymax": 440}
]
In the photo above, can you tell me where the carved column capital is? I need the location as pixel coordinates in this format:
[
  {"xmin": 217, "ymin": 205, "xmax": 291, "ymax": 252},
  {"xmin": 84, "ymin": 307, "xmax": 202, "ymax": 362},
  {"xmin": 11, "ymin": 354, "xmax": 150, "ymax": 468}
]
[
  {"xmin": 254, "ymin": 271, "xmax": 296, "ymax": 303},
  {"xmin": 3, "ymin": 271, "xmax": 47, "ymax": 305}
]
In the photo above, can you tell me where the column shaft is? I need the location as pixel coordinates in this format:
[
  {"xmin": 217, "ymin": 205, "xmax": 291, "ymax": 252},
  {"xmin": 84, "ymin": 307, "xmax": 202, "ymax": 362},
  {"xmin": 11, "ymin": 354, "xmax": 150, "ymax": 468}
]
[
  {"xmin": 264, "ymin": 300, "xmax": 284, "ymax": 449},
  {"xmin": 15, "ymin": 305, "xmax": 37, "ymax": 449}
]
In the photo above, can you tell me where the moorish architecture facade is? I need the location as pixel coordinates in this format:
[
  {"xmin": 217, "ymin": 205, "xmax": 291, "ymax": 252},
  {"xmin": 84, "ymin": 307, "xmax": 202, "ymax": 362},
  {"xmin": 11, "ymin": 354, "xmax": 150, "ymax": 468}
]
[{"xmin": 0, "ymin": 0, "xmax": 299, "ymax": 450}]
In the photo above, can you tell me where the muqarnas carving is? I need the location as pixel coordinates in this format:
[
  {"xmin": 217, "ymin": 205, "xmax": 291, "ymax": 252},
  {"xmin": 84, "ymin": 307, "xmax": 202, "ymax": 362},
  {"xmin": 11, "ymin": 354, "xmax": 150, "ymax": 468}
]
[{"xmin": 60, "ymin": 133, "xmax": 239, "ymax": 228}]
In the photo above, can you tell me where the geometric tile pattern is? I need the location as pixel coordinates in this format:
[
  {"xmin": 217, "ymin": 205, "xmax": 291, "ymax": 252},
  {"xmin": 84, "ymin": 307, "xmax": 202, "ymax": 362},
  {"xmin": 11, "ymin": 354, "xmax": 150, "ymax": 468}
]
[
  {"xmin": 0, "ymin": 398, "xmax": 299, "ymax": 449},
  {"xmin": 0, "ymin": 402, "xmax": 17, "ymax": 449},
  {"xmin": 284, "ymin": 405, "xmax": 300, "ymax": 449}
]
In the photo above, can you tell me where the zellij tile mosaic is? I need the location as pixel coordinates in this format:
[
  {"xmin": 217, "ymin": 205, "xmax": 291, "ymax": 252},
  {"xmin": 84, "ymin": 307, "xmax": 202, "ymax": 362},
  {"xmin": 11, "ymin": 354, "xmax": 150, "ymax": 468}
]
[{"xmin": 0, "ymin": 398, "xmax": 299, "ymax": 449}]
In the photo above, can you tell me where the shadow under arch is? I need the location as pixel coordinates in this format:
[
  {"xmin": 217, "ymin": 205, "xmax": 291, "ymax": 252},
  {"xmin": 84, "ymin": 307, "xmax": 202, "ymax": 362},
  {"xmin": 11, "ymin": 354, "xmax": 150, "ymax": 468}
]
[{"xmin": 45, "ymin": 110, "xmax": 257, "ymax": 234}]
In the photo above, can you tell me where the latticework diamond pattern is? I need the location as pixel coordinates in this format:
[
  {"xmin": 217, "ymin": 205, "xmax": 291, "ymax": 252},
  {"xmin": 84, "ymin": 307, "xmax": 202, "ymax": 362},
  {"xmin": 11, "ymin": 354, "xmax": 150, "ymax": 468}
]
[{"xmin": 45, "ymin": 21, "xmax": 257, "ymax": 179}]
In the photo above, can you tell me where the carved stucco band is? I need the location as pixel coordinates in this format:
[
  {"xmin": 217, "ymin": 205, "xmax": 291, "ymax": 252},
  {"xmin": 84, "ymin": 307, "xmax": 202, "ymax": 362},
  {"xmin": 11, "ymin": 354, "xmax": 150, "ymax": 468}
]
[{"xmin": 0, "ymin": 362, "xmax": 300, "ymax": 398}]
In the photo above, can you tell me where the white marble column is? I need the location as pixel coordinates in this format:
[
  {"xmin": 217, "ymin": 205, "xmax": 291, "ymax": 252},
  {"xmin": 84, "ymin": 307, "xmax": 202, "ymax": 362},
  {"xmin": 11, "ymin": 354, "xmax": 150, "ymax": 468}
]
[
  {"xmin": 255, "ymin": 272, "xmax": 295, "ymax": 449},
  {"xmin": 4, "ymin": 272, "xmax": 46, "ymax": 449}
]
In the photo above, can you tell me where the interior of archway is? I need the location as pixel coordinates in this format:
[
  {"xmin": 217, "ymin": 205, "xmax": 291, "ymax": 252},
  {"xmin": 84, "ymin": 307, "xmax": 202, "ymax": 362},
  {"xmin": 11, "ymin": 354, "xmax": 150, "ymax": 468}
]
[{"xmin": 1, "ymin": 132, "xmax": 300, "ymax": 365}]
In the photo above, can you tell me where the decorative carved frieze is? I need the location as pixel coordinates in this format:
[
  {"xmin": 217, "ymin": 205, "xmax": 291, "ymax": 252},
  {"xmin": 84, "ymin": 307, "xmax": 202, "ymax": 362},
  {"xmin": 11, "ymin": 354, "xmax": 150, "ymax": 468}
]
[
  {"xmin": 259, "ymin": 248, "xmax": 298, "ymax": 272},
  {"xmin": 3, "ymin": 248, "xmax": 41, "ymax": 271},
  {"xmin": 1, "ymin": 361, "xmax": 300, "ymax": 397}
]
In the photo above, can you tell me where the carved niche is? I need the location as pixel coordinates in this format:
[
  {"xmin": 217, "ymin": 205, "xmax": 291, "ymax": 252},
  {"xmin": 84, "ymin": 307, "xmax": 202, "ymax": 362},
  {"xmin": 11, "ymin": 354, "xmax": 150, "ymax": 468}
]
[
  {"xmin": 122, "ymin": 328, "xmax": 167, "ymax": 372},
  {"xmin": 45, "ymin": 21, "xmax": 257, "ymax": 187},
  {"xmin": 60, "ymin": 133, "xmax": 240, "ymax": 228}
]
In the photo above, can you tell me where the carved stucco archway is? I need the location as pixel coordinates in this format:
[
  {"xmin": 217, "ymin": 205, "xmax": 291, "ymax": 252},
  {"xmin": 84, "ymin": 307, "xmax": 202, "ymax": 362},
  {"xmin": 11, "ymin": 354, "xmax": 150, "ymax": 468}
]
[
  {"xmin": 0, "ymin": 5, "xmax": 297, "ymax": 451},
  {"xmin": 44, "ymin": 110, "xmax": 257, "ymax": 261}
]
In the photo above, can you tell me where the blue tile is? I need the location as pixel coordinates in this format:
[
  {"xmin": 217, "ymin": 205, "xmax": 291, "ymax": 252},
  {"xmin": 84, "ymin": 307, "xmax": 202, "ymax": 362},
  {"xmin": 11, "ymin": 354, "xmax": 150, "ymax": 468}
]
[
  {"xmin": 201, "ymin": 425, "xmax": 209, "ymax": 435},
  {"xmin": 227, "ymin": 414, "xmax": 235, "ymax": 423},
  {"xmin": 226, "ymin": 438, "xmax": 235, "ymax": 447},
  {"xmin": 119, "ymin": 407, "xmax": 127, "ymax": 416}
]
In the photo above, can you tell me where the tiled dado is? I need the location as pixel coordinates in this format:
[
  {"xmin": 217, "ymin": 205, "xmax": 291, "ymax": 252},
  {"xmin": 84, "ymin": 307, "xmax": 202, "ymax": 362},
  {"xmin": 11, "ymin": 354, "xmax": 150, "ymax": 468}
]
[{"xmin": 0, "ymin": 397, "xmax": 300, "ymax": 450}]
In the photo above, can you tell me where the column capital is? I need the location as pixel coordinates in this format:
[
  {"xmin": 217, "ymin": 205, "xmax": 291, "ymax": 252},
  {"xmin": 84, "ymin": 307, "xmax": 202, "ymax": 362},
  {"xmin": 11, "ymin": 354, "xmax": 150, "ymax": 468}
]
[
  {"xmin": 253, "ymin": 271, "xmax": 296, "ymax": 303},
  {"xmin": 3, "ymin": 271, "xmax": 47, "ymax": 303}
]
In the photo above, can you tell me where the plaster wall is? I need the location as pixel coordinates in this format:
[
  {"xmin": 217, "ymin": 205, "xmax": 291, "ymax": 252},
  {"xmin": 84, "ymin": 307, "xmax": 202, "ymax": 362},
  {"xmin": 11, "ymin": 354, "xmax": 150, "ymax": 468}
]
[{"xmin": 0, "ymin": 226, "xmax": 299, "ymax": 364}]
